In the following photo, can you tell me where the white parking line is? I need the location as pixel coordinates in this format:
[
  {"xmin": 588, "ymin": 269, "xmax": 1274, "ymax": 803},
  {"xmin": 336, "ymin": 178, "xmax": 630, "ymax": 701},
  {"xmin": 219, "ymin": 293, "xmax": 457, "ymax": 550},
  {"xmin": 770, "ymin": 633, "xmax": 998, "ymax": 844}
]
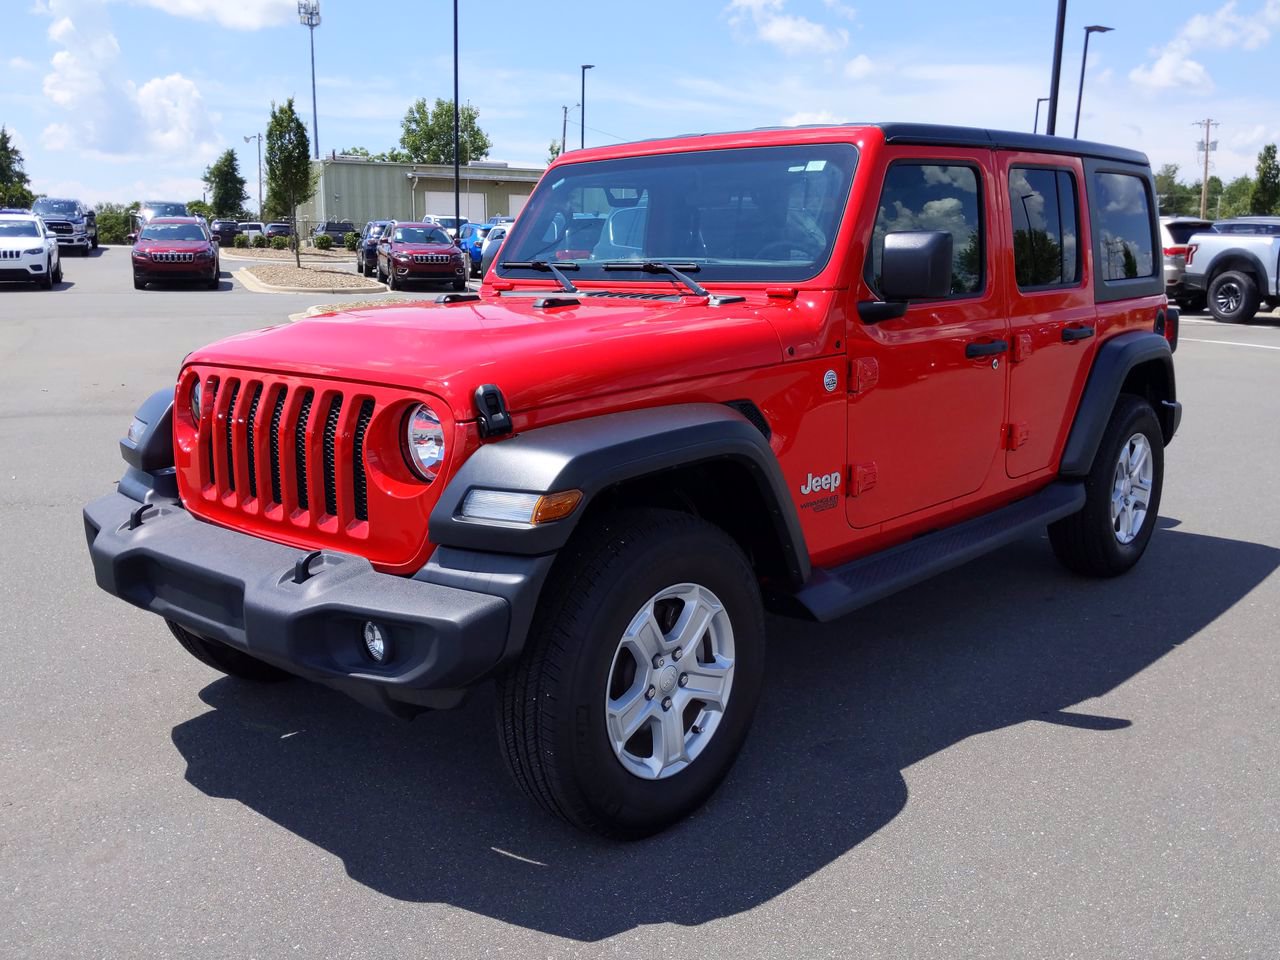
[{"xmin": 1182, "ymin": 337, "xmax": 1280, "ymax": 351}]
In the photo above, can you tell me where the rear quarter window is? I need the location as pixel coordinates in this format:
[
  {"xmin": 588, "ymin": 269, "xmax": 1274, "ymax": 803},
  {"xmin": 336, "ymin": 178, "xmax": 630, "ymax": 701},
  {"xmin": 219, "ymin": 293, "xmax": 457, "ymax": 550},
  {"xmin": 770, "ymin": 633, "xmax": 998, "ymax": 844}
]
[{"xmin": 1092, "ymin": 172, "xmax": 1156, "ymax": 281}]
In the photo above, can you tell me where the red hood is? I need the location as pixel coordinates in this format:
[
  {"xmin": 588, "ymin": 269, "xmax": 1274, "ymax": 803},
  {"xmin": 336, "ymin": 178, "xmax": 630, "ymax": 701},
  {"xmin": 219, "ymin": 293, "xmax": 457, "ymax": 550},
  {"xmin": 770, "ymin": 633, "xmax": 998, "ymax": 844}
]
[
  {"xmin": 389, "ymin": 243, "xmax": 457, "ymax": 254},
  {"xmin": 183, "ymin": 293, "xmax": 814, "ymax": 418}
]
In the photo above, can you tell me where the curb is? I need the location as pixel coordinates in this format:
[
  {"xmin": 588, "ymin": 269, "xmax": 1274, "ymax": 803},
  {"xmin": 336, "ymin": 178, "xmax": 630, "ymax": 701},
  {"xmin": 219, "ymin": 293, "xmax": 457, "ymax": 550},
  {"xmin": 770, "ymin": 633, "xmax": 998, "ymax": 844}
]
[
  {"xmin": 220, "ymin": 250, "xmax": 354, "ymax": 266},
  {"xmin": 234, "ymin": 267, "xmax": 387, "ymax": 295}
]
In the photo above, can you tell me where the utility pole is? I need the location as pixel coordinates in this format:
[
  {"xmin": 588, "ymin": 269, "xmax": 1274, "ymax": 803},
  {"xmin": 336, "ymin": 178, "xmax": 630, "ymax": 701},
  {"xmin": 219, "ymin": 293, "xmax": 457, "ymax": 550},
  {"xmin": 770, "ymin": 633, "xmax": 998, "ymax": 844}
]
[
  {"xmin": 561, "ymin": 105, "xmax": 569, "ymax": 154},
  {"xmin": 1045, "ymin": 0, "xmax": 1068, "ymax": 135},
  {"xmin": 243, "ymin": 133, "xmax": 263, "ymax": 218},
  {"xmin": 298, "ymin": 1, "xmax": 321, "ymax": 159},
  {"xmin": 1194, "ymin": 118, "xmax": 1219, "ymax": 219}
]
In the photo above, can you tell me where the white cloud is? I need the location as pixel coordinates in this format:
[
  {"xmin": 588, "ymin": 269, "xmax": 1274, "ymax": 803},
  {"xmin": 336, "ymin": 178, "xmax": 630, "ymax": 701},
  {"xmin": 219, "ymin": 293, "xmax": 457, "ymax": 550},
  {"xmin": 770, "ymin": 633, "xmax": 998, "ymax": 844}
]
[
  {"xmin": 1131, "ymin": 0, "xmax": 1280, "ymax": 91},
  {"xmin": 822, "ymin": 0, "xmax": 857, "ymax": 20},
  {"xmin": 784, "ymin": 110, "xmax": 849, "ymax": 126},
  {"xmin": 726, "ymin": 0, "xmax": 848, "ymax": 56},
  {"xmin": 127, "ymin": 0, "xmax": 296, "ymax": 30},
  {"xmin": 844, "ymin": 54, "xmax": 874, "ymax": 80},
  {"xmin": 8, "ymin": 56, "xmax": 36, "ymax": 70},
  {"xmin": 29, "ymin": 174, "xmax": 207, "ymax": 207}
]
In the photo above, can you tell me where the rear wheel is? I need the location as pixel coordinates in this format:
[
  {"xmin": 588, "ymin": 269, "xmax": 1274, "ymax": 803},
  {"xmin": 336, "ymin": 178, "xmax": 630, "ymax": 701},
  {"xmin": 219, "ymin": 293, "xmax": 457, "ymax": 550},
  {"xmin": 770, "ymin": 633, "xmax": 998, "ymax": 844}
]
[
  {"xmin": 166, "ymin": 620, "xmax": 291, "ymax": 682},
  {"xmin": 1050, "ymin": 394, "xmax": 1164, "ymax": 577},
  {"xmin": 496, "ymin": 509, "xmax": 765, "ymax": 839},
  {"xmin": 1208, "ymin": 270, "xmax": 1259, "ymax": 323}
]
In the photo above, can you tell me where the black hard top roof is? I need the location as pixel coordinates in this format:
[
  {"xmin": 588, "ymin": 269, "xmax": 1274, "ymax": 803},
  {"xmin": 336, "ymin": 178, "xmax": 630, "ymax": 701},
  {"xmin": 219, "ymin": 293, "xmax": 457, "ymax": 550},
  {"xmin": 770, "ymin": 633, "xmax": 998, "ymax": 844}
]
[{"xmin": 875, "ymin": 123, "xmax": 1148, "ymax": 166}]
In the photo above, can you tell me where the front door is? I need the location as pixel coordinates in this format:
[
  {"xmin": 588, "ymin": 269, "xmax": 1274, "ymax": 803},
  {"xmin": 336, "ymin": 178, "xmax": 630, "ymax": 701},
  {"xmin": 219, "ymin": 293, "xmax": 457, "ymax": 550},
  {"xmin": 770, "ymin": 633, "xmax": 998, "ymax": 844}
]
[{"xmin": 846, "ymin": 149, "xmax": 1010, "ymax": 529}]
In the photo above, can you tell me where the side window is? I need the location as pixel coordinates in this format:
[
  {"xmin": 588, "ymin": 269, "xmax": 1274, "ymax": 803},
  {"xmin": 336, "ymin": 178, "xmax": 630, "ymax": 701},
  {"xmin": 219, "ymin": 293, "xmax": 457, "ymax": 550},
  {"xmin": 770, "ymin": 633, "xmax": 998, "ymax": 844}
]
[
  {"xmin": 1008, "ymin": 167, "xmax": 1079, "ymax": 289},
  {"xmin": 868, "ymin": 162, "xmax": 984, "ymax": 297},
  {"xmin": 1091, "ymin": 172, "xmax": 1156, "ymax": 281}
]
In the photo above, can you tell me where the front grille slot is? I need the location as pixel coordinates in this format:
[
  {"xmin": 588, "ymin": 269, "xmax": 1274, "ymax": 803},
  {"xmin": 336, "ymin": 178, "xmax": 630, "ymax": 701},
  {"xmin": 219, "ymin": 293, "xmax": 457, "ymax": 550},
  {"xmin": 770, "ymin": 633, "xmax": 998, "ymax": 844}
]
[
  {"xmin": 205, "ymin": 378, "xmax": 219, "ymax": 486},
  {"xmin": 269, "ymin": 389, "xmax": 286, "ymax": 505},
  {"xmin": 152, "ymin": 252, "xmax": 195, "ymax": 263},
  {"xmin": 294, "ymin": 390, "xmax": 313, "ymax": 510},
  {"xmin": 412, "ymin": 253, "xmax": 450, "ymax": 263},
  {"xmin": 245, "ymin": 384, "xmax": 263, "ymax": 499},
  {"xmin": 222, "ymin": 380, "xmax": 240, "ymax": 493},
  {"xmin": 353, "ymin": 399, "xmax": 374, "ymax": 522},
  {"xmin": 0, "ymin": 250, "xmax": 20, "ymax": 260},
  {"xmin": 322, "ymin": 395, "xmax": 342, "ymax": 517}
]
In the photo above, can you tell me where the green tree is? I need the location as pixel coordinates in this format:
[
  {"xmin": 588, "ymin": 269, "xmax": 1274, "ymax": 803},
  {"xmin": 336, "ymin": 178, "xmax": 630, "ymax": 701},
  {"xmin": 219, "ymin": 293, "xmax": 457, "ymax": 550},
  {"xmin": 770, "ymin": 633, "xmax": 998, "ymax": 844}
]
[
  {"xmin": 1250, "ymin": 143, "xmax": 1280, "ymax": 215},
  {"xmin": 265, "ymin": 98, "xmax": 315, "ymax": 267},
  {"xmin": 94, "ymin": 201, "xmax": 138, "ymax": 244},
  {"xmin": 1219, "ymin": 175, "xmax": 1254, "ymax": 218},
  {"xmin": 203, "ymin": 148, "xmax": 249, "ymax": 218},
  {"xmin": 187, "ymin": 199, "xmax": 215, "ymax": 221},
  {"xmin": 399, "ymin": 98, "xmax": 492, "ymax": 165},
  {"xmin": 0, "ymin": 125, "xmax": 35, "ymax": 208},
  {"xmin": 547, "ymin": 139, "xmax": 563, "ymax": 165},
  {"xmin": 374, "ymin": 147, "xmax": 410, "ymax": 163},
  {"xmin": 1155, "ymin": 163, "xmax": 1197, "ymax": 216},
  {"xmin": 341, "ymin": 146, "xmax": 371, "ymax": 157}
]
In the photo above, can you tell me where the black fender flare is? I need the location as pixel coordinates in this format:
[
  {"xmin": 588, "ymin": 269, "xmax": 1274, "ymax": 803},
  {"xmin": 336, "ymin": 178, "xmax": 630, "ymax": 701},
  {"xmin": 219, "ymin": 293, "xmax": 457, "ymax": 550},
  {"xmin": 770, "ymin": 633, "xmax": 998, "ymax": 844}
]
[
  {"xmin": 118, "ymin": 388, "xmax": 178, "ymax": 502},
  {"xmin": 1059, "ymin": 332, "xmax": 1177, "ymax": 478},
  {"xmin": 429, "ymin": 403, "xmax": 811, "ymax": 585},
  {"xmin": 1204, "ymin": 248, "xmax": 1270, "ymax": 290}
]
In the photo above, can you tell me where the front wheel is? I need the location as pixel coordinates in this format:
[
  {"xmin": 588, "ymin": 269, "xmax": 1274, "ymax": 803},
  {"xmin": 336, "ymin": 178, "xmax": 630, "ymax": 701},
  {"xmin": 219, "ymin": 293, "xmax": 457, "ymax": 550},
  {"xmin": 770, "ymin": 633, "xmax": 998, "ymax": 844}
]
[
  {"xmin": 452, "ymin": 277, "xmax": 467, "ymax": 291},
  {"xmin": 496, "ymin": 509, "xmax": 765, "ymax": 839},
  {"xmin": 1208, "ymin": 270, "xmax": 1259, "ymax": 324},
  {"xmin": 52, "ymin": 258, "xmax": 63, "ymax": 285},
  {"xmin": 167, "ymin": 620, "xmax": 291, "ymax": 681},
  {"xmin": 1049, "ymin": 394, "xmax": 1164, "ymax": 577}
]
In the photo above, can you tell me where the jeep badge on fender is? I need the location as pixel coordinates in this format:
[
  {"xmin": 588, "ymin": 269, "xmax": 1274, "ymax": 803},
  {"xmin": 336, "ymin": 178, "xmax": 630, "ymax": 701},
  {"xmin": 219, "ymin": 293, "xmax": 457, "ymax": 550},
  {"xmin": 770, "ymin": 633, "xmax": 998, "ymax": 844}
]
[{"xmin": 84, "ymin": 122, "xmax": 1180, "ymax": 840}]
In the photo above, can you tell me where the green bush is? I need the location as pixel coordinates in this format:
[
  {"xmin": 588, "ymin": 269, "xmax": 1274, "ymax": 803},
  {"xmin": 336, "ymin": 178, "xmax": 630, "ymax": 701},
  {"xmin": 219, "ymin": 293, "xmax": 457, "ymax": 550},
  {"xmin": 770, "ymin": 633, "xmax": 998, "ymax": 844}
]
[
  {"xmin": 233, "ymin": 234, "xmax": 249, "ymax": 248},
  {"xmin": 251, "ymin": 234, "xmax": 267, "ymax": 248},
  {"xmin": 314, "ymin": 234, "xmax": 333, "ymax": 250},
  {"xmin": 270, "ymin": 235, "xmax": 290, "ymax": 250},
  {"xmin": 343, "ymin": 231, "xmax": 360, "ymax": 251}
]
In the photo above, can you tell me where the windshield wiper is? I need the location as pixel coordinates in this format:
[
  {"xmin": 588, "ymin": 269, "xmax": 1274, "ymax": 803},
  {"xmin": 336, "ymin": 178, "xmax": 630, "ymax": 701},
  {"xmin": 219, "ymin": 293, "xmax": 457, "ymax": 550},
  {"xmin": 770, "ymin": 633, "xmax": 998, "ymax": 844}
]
[
  {"xmin": 601, "ymin": 260, "xmax": 709, "ymax": 298},
  {"xmin": 499, "ymin": 259, "xmax": 579, "ymax": 293}
]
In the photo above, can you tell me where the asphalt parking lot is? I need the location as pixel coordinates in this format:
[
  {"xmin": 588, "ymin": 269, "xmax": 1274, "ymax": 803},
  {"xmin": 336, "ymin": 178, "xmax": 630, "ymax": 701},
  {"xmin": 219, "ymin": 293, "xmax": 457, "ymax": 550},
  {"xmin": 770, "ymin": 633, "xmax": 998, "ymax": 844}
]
[{"xmin": 2, "ymin": 247, "xmax": 1278, "ymax": 958}]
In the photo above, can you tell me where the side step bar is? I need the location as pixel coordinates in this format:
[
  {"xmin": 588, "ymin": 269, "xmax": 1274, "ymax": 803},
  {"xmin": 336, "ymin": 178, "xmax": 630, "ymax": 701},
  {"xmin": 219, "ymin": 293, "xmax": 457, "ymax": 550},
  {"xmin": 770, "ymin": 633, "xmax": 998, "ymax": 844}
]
[{"xmin": 791, "ymin": 482, "xmax": 1085, "ymax": 622}]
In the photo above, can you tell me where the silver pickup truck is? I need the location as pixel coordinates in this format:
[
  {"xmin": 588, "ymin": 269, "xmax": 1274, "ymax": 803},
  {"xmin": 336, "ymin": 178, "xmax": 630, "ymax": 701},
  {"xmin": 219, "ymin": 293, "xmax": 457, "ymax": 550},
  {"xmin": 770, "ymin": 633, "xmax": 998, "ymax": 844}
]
[{"xmin": 1183, "ymin": 218, "xmax": 1280, "ymax": 323}]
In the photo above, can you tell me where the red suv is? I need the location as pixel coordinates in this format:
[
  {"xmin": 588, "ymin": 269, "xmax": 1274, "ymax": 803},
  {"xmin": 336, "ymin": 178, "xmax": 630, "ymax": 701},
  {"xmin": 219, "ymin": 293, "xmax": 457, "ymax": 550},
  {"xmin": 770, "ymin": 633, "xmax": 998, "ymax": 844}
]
[
  {"xmin": 131, "ymin": 217, "xmax": 219, "ymax": 290},
  {"xmin": 375, "ymin": 221, "xmax": 467, "ymax": 291},
  {"xmin": 86, "ymin": 123, "xmax": 1180, "ymax": 838}
]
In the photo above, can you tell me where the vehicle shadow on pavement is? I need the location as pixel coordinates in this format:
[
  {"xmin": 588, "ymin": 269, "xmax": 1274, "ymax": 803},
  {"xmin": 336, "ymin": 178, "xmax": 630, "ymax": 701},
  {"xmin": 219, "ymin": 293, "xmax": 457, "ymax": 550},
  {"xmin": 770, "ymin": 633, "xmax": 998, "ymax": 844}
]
[{"xmin": 170, "ymin": 524, "xmax": 1278, "ymax": 941}]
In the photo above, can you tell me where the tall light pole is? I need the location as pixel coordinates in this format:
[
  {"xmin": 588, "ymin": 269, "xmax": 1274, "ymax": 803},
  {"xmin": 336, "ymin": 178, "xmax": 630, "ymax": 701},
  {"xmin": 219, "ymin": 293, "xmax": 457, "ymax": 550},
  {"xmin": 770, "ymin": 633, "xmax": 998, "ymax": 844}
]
[
  {"xmin": 1033, "ymin": 97, "xmax": 1050, "ymax": 134},
  {"xmin": 452, "ymin": 0, "xmax": 460, "ymax": 236},
  {"xmin": 1073, "ymin": 25, "xmax": 1114, "ymax": 138},
  {"xmin": 298, "ymin": 1, "xmax": 321, "ymax": 159},
  {"xmin": 1045, "ymin": 0, "xmax": 1067, "ymax": 135},
  {"xmin": 580, "ymin": 64, "xmax": 594, "ymax": 150},
  {"xmin": 243, "ymin": 133, "xmax": 262, "ymax": 218}
]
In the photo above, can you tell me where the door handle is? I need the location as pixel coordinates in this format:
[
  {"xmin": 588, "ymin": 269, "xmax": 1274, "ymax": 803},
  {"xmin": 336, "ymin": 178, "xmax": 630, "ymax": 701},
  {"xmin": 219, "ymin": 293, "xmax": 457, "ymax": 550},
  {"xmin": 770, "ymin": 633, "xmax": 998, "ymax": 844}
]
[
  {"xmin": 1061, "ymin": 325, "xmax": 1095, "ymax": 342},
  {"xmin": 965, "ymin": 339, "xmax": 1009, "ymax": 358}
]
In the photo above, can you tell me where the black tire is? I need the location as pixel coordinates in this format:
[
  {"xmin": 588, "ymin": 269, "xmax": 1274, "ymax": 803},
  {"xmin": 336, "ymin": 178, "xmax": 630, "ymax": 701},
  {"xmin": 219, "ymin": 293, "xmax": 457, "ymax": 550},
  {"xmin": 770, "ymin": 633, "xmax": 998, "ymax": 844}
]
[
  {"xmin": 1207, "ymin": 269, "xmax": 1259, "ymax": 324},
  {"xmin": 386, "ymin": 263, "xmax": 398, "ymax": 290},
  {"xmin": 496, "ymin": 508, "xmax": 766, "ymax": 839},
  {"xmin": 133, "ymin": 275, "xmax": 146, "ymax": 290},
  {"xmin": 166, "ymin": 620, "xmax": 291, "ymax": 682},
  {"xmin": 1176, "ymin": 294, "xmax": 1206, "ymax": 314},
  {"xmin": 52, "ymin": 259, "xmax": 63, "ymax": 285},
  {"xmin": 91, "ymin": 234, "xmax": 99, "ymax": 250},
  {"xmin": 41, "ymin": 259, "xmax": 54, "ymax": 289},
  {"xmin": 1049, "ymin": 394, "xmax": 1164, "ymax": 577},
  {"xmin": 207, "ymin": 264, "xmax": 220, "ymax": 289},
  {"xmin": 452, "ymin": 277, "xmax": 467, "ymax": 291}
]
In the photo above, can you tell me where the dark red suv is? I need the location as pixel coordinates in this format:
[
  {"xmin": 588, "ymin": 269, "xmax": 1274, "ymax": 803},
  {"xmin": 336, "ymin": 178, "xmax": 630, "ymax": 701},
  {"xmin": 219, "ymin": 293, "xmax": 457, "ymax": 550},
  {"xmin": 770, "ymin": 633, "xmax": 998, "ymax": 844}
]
[
  {"xmin": 131, "ymin": 217, "xmax": 220, "ymax": 290},
  {"xmin": 375, "ymin": 221, "xmax": 467, "ymax": 291}
]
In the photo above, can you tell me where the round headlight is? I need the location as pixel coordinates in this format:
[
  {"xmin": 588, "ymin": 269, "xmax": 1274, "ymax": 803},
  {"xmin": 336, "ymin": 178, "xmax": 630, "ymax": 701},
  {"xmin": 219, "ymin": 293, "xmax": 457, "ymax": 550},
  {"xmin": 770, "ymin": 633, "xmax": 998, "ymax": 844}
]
[
  {"xmin": 190, "ymin": 379, "xmax": 202, "ymax": 422},
  {"xmin": 403, "ymin": 403, "xmax": 446, "ymax": 481}
]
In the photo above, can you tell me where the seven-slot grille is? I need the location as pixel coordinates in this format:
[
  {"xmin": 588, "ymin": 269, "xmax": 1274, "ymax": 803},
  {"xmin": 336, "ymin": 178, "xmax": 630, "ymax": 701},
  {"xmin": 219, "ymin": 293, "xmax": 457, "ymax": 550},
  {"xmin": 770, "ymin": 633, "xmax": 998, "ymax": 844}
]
[
  {"xmin": 196, "ymin": 374, "xmax": 376, "ymax": 531},
  {"xmin": 412, "ymin": 253, "xmax": 451, "ymax": 264},
  {"xmin": 152, "ymin": 251, "xmax": 195, "ymax": 262}
]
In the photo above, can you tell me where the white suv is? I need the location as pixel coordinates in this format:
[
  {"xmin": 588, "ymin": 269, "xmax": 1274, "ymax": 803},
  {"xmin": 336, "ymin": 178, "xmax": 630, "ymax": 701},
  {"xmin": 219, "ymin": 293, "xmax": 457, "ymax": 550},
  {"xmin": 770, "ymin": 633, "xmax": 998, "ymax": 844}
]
[{"xmin": 0, "ymin": 213, "xmax": 62, "ymax": 289}]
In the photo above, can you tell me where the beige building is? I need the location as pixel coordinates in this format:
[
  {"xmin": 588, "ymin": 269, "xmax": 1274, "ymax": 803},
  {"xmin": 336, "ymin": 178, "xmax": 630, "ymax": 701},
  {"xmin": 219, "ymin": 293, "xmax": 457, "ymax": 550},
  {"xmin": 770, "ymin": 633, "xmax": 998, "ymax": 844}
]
[{"xmin": 296, "ymin": 156, "xmax": 545, "ymax": 228}]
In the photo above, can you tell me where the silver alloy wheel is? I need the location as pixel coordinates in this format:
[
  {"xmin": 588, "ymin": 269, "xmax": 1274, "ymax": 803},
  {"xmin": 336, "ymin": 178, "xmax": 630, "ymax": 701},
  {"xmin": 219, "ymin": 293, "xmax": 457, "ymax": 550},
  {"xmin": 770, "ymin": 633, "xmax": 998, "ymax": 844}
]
[
  {"xmin": 1215, "ymin": 280, "xmax": 1242, "ymax": 315},
  {"xmin": 604, "ymin": 583, "xmax": 735, "ymax": 780},
  {"xmin": 1111, "ymin": 432, "xmax": 1154, "ymax": 544}
]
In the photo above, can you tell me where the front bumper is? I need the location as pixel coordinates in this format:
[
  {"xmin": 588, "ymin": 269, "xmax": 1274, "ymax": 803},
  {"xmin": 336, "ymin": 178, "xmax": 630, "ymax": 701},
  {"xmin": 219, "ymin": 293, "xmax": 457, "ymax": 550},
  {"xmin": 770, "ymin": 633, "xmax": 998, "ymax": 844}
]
[
  {"xmin": 84, "ymin": 490, "xmax": 513, "ymax": 715},
  {"xmin": 0, "ymin": 257, "xmax": 46, "ymax": 281},
  {"xmin": 54, "ymin": 233, "xmax": 89, "ymax": 248},
  {"xmin": 391, "ymin": 261, "xmax": 466, "ymax": 279}
]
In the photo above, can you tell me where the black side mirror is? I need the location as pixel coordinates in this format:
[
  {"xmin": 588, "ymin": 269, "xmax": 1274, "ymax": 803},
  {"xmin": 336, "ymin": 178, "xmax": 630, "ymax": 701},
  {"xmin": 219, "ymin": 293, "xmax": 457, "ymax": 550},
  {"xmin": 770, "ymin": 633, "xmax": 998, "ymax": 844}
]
[
  {"xmin": 879, "ymin": 231, "xmax": 953, "ymax": 301},
  {"xmin": 126, "ymin": 233, "xmax": 136, "ymax": 244}
]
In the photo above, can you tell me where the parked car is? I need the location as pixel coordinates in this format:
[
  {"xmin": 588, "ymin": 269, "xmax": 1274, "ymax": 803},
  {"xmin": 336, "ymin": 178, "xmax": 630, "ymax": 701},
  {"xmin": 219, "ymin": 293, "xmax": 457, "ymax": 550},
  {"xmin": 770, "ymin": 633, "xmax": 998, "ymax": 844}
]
[
  {"xmin": 375, "ymin": 221, "xmax": 467, "ymax": 290},
  {"xmin": 1183, "ymin": 221, "xmax": 1280, "ymax": 322},
  {"xmin": 130, "ymin": 217, "xmax": 219, "ymax": 290},
  {"xmin": 85, "ymin": 121, "xmax": 1182, "ymax": 840},
  {"xmin": 427, "ymin": 214, "xmax": 468, "ymax": 238},
  {"xmin": 1212, "ymin": 216, "xmax": 1280, "ymax": 236},
  {"xmin": 238, "ymin": 222, "xmax": 265, "ymax": 243},
  {"xmin": 356, "ymin": 220, "xmax": 391, "ymax": 276},
  {"xmin": 137, "ymin": 201, "xmax": 189, "ymax": 224},
  {"xmin": 487, "ymin": 214, "xmax": 514, "ymax": 224},
  {"xmin": 457, "ymin": 222, "xmax": 493, "ymax": 276},
  {"xmin": 209, "ymin": 219, "xmax": 239, "ymax": 245},
  {"xmin": 0, "ymin": 212, "xmax": 62, "ymax": 288},
  {"xmin": 312, "ymin": 220, "xmax": 356, "ymax": 245},
  {"xmin": 477, "ymin": 222, "xmax": 509, "ymax": 277},
  {"xmin": 265, "ymin": 223, "xmax": 294, "ymax": 240},
  {"xmin": 1159, "ymin": 216, "xmax": 1214, "ymax": 312},
  {"xmin": 31, "ymin": 197, "xmax": 96, "ymax": 254}
]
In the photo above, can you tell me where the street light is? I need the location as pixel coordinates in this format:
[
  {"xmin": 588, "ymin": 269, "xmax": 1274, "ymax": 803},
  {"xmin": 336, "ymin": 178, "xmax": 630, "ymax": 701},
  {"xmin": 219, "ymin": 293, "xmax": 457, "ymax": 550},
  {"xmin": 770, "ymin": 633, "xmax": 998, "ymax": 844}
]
[
  {"xmin": 1073, "ymin": 25, "xmax": 1113, "ymax": 138},
  {"xmin": 1034, "ymin": 97, "xmax": 1050, "ymax": 134},
  {"xmin": 243, "ymin": 133, "xmax": 262, "ymax": 218},
  {"xmin": 580, "ymin": 64, "xmax": 594, "ymax": 150},
  {"xmin": 298, "ymin": 1, "xmax": 321, "ymax": 159}
]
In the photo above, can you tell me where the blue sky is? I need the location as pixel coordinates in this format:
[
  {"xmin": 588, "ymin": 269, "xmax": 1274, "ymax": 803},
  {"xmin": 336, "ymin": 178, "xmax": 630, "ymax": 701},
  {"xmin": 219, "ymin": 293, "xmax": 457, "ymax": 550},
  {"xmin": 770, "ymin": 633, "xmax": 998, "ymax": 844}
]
[{"xmin": 4, "ymin": 0, "xmax": 1279, "ymax": 206}]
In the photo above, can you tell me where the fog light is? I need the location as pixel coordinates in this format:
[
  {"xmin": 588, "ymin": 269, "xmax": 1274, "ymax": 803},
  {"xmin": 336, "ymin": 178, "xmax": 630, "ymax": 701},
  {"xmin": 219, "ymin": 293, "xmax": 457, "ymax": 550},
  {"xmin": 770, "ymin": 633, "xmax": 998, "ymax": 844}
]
[{"xmin": 363, "ymin": 622, "xmax": 388, "ymax": 662}]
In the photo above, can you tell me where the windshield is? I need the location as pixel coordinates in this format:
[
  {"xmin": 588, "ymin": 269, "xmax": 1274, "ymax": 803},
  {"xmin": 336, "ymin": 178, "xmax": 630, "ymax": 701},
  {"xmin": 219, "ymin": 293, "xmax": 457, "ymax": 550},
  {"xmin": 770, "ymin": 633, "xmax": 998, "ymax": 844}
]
[
  {"xmin": 0, "ymin": 220, "xmax": 40, "ymax": 237},
  {"xmin": 33, "ymin": 199, "xmax": 79, "ymax": 217},
  {"xmin": 498, "ymin": 144, "xmax": 857, "ymax": 283},
  {"xmin": 394, "ymin": 226, "xmax": 451, "ymax": 244},
  {"xmin": 143, "ymin": 202, "xmax": 188, "ymax": 218},
  {"xmin": 139, "ymin": 223, "xmax": 207, "ymax": 241}
]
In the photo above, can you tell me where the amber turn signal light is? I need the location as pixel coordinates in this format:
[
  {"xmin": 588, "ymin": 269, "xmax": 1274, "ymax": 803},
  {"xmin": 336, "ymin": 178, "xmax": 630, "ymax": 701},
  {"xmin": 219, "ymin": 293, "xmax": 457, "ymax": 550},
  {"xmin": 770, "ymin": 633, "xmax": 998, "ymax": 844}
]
[{"xmin": 532, "ymin": 490, "xmax": 583, "ymax": 524}]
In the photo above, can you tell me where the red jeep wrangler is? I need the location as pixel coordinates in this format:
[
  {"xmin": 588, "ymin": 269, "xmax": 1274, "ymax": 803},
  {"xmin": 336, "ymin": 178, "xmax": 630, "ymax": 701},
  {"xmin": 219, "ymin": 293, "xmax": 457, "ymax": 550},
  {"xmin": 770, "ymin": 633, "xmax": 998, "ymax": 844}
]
[{"xmin": 85, "ymin": 123, "xmax": 1180, "ymax": 839}]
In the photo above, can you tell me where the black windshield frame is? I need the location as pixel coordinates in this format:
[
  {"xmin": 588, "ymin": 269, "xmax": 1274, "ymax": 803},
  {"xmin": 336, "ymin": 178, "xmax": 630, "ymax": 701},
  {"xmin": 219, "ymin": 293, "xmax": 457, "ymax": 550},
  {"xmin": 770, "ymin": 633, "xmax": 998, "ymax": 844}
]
[{"xmin": 496, "ymin": 143, "xmax": 858, "ymax": 285}]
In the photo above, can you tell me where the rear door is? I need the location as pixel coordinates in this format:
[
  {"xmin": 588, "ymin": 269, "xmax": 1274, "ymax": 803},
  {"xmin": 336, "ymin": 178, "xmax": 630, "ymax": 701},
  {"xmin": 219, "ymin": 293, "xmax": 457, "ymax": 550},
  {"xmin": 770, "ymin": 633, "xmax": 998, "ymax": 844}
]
[
  {"xmin": 999, "ymin": 153, "xmax": 1097, "ymax": 477},
  {"xmin": 846, "ymin": 148, "xmax": 1010, "ymax": 529}
]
